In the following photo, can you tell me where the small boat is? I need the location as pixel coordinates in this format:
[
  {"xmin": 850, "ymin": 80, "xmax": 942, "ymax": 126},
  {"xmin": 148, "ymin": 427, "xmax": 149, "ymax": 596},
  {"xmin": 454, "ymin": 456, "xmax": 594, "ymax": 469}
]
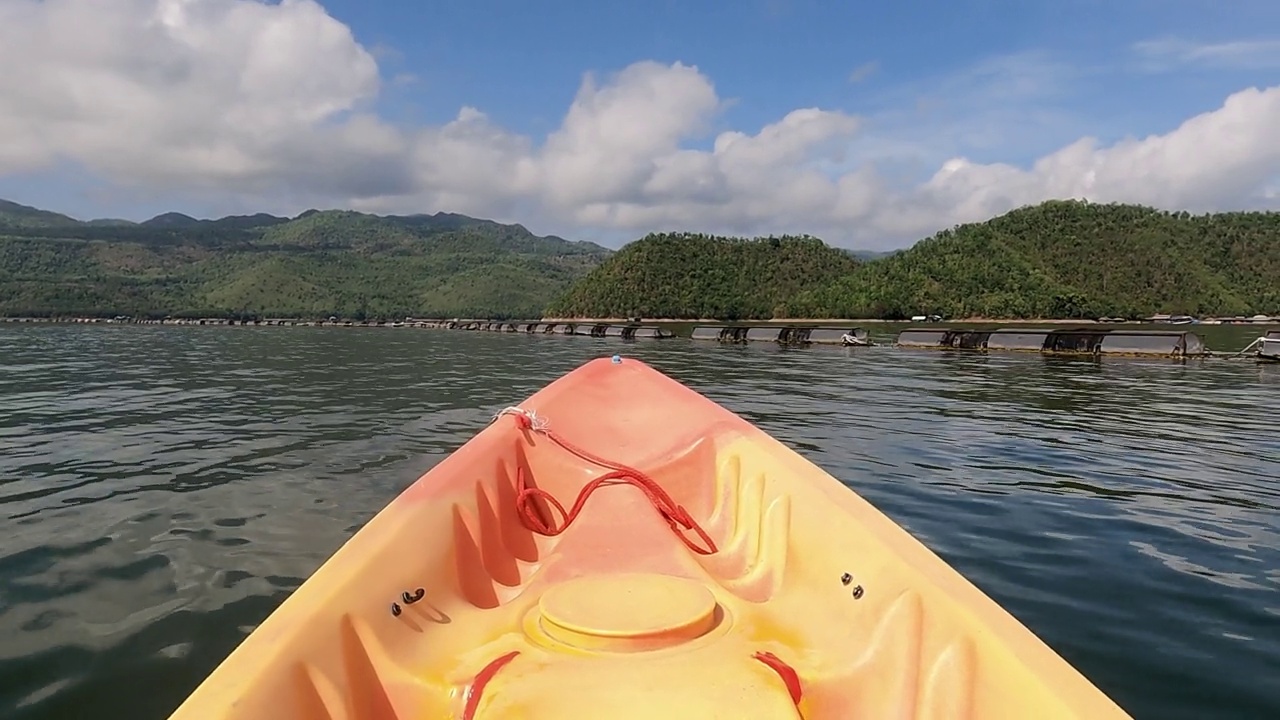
[{"xmin": 169, "ymin": 357, "xmax": 1130, "ymax": 719}]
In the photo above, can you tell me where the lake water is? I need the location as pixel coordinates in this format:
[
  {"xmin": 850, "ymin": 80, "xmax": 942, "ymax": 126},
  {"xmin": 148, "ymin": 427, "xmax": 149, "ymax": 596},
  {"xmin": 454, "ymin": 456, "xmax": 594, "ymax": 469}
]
[{"xmin": 1, "ymin": 325, "xmax": 1277, "ymax": 719}]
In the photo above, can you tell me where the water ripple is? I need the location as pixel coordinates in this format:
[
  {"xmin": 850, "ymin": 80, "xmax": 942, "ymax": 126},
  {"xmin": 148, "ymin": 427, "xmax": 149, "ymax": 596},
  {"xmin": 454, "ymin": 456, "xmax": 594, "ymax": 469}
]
[{"xmin": 0, "ymin": 326, "xmax": 1277, "ymax": 720}]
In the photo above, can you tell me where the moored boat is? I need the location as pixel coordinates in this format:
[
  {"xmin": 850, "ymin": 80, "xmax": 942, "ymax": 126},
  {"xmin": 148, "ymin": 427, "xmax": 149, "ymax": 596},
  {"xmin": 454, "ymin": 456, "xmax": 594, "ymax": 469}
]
[{"xmin": 168, "ymin": 356, "xmax": 1131, "ymax": 719}]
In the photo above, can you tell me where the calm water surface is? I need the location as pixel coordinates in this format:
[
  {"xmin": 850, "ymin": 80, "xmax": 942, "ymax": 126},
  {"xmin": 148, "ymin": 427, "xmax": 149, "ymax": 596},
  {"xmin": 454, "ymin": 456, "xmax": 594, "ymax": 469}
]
[{"xmin": 1, "ymin": 326, "xmax": 1278, "ymax": 719}]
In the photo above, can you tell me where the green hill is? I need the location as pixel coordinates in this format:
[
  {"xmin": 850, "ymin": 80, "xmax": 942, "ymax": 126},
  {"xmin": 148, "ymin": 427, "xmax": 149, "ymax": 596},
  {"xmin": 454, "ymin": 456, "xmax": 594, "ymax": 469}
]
[
  {"xmin": 782, "ymin": 200, "xmax": 1280, "ymax": 319},
  {"xmin": 0, "ymin": 202, "xmax": 611, "ymax": 319},
  {"xmin": 7, "ymin": 197, "xmax": 1278, "ymax": 322},
  {"xmin": 0, "ymin": 199, "xmax": 83, "ymax": 229},
  {"xmin": 548, "ymin": 201, "xmax": 1280, "ymax": 321},
  {"xmin": 545, "ymin": 232, "xmax": 861, "ymax": 319}
]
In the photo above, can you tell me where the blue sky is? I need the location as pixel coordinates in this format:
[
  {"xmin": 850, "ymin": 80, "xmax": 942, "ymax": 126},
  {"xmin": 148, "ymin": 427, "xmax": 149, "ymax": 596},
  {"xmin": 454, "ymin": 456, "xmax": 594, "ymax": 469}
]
[
  {"xmin": 334, "ymin": 0, "xmax": 1277, "ymax": 150},
  {"xmin": 0, "ymin": 0, "xmax": 1277, "ymax": 247}
]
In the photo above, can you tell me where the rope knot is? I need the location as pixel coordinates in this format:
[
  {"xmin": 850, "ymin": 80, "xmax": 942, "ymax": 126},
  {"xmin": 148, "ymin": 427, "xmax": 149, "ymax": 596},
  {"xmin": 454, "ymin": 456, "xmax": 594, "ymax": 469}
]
[{"xmin": 493, "ymin": 406, "xmax": 548, "ymax": 432}]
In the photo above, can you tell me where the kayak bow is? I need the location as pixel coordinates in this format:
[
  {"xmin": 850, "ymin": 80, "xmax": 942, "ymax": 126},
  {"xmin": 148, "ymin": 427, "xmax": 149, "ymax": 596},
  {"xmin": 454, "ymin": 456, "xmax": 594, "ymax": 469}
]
[{"xmin": 169, "ymin": 356, "xmax": 1131, "ymax": 719}]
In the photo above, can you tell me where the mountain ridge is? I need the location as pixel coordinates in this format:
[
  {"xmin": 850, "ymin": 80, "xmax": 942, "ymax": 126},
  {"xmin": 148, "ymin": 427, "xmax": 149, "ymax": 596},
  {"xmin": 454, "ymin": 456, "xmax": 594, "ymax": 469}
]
[
  {"xmin": 0, "ymin": 198, "xmax": 612, "ymax": 319},
  {"xmin": 4, "ymin": 197, "xmax": 1278, "ymax": 321}
]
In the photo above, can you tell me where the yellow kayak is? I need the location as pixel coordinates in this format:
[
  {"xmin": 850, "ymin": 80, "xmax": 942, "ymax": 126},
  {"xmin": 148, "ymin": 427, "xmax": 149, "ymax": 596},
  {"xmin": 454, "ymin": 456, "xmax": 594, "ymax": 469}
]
[{"xmin": 169, "ymin": 356, "xmax": 1131, "ymax": 719}]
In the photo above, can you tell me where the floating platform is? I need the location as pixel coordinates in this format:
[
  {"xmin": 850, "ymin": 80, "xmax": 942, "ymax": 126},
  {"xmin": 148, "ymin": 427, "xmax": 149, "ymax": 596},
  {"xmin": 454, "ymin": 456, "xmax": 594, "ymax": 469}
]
[
  {"xmin": 690, "ymin": 325, "xmax": 873, "ymax": 347},
  {"xmin": 1259, "ymin": 331, "xmax": 1280, "ymax": 362},
  {"xmin": 626, "ymin": 326, "xmax": 675, "ymax": 339},
  {"xmin": 443, "ymin": 320, "xmax": 1228, "ymax": 358},
  {"xmin": 691, "ymin": 326, "xmax": 730, "ymax": 342},
  {"xmin": 794, "ymin": 327, "xmax": 872, "ymax": 346},
  {"xmin": 896, "ymin": 328, "xmax": 1208, "ymax": 358},
  {"xmin": 476, "ymin": 322, "xmax": 671, "ymax": 340},
  {"xmin": 744, "ymin": 326, "xmax": 781, "ymax": 343}
]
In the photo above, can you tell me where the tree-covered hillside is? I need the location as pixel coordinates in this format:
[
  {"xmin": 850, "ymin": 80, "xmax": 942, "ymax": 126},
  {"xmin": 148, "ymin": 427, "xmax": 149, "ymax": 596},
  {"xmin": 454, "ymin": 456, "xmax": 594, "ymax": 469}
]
[
  {"xmin": 548, "ymin": 201, "xmax": 1280, "ymax": 320},
  {"xmin": 0, "ymin": 200, "xmax": 611, "ymax": 319},
  {"xmin": 6, "ymin": 197, "xmax": 1277, "ymax": 322},
  {"xmin": 782, "ymin": 201, "xmax": 1280, "ymax": 319},
  {"xmin": 544, "ymin": 232, "xmax": 861, "ymax": 319}
]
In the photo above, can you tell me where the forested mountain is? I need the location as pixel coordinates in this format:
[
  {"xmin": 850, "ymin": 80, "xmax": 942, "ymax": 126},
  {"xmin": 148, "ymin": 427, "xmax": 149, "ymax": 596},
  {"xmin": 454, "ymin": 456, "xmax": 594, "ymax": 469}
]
[
  {"xmin": 549, "ymin": 201, "xmax": 1280, "ymax": 320},
  {"xmin": 5, "ymin": 197, "xmax": 1277, "ymax": 321},
  {"xmin": 781, "ymin": 201, "xmax": 1280, "ymax": 319},
  {"xmin": 0, "ymin": 200, "xmax": 611, "ymax": 319},
  {"xmin": 544, "ymin": 232, "xmax": 861, "ymax": 319}
]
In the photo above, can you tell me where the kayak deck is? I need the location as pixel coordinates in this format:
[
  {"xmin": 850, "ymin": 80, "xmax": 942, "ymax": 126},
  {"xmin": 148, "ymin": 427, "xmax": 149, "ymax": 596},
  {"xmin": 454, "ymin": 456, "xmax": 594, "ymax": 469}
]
[{"xmin": 169, "ymin": 356, "xmax": 1130, "ymax": 719}]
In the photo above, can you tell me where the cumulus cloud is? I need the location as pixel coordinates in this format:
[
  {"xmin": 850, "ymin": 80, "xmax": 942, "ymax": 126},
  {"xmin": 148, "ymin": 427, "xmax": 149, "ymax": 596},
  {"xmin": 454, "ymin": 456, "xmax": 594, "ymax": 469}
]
[
  {"xmin": 909, "ymin": 85, "xmax": 1280, "ymax": 229},
  {"xmin": 0, "ymin": 0, "xmax": 403, "ymax": 193},
  {"xmin": 1, "ymin": 0, "xmax": 1279, "ymax": 248}
]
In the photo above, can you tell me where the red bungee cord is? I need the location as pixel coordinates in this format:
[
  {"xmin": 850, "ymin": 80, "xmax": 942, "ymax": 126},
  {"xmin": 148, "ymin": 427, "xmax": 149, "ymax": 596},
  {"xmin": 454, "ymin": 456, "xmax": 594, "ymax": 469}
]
[{"xmin": 499, "ymin": 407, "xmax": 717, "ymax": 555}]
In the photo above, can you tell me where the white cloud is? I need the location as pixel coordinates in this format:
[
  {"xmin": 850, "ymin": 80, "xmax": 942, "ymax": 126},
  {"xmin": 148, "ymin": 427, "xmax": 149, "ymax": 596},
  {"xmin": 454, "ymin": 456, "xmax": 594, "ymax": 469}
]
[
  {"xmin": 848, "ymin": 61, "xmax": 879, "ymax": 84},
  {"xmin": 1, "ymin": 1, "xmax": 1279, "ymax": 249},
  {"xmin": 909, "ymin": 85, "xmax": 1280, "ymax": 229},
  {"xmin": 1133, "ymin": 37, "xmax": 1280, "ymax": 72},
  {"xmin": 0, "ymin": 0, "xmax": 395, "ymax": 191}
]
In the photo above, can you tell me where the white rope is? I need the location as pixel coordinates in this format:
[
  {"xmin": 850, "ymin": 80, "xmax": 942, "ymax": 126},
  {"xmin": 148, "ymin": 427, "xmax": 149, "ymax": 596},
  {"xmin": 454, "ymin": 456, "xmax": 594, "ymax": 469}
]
[{"xmin": 492, "ymin": 406, "xmax": 550, "ymax": 431}]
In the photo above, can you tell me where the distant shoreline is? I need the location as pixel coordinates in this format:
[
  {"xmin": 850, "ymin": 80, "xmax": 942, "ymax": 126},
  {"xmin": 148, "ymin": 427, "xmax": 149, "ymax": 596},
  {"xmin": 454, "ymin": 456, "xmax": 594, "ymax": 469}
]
[
  {"xmin": 3, "ymin": 315, "xmax": 1276, "ymax": 328},
  {"xmin": 538, "ymin": 316, "xmax": 1279, "ymax": 326},
  {"xmin": 539, "ymin": 317, "xmax": 1103, "ymax": 325}
]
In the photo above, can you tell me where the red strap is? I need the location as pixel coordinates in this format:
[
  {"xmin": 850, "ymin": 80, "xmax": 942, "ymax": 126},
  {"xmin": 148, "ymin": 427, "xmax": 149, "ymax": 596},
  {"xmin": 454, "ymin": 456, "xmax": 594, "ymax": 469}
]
[
  {"xmin": 508, "ymin": 411, "xmax": 717, "ymax": 555},
  {"xmin": 462, "ymin": 651, "xmax": 520, "ymax": 720},
  {"xmin": 753, "ymin": 651, "xmax": 803, "ymax": 706}
]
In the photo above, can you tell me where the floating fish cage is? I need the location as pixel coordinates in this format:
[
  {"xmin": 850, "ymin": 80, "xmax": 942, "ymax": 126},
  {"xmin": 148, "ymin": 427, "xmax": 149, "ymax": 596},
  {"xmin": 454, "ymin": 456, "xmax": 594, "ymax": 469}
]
[
  {"xmin": 688, "ymin": 325, "xmax": 776, "ymax": 344},
  {"xmin": 625, "ymin": 326, "xmax": 675, "ymax": 339},
  {"xmin": 985, "ymin": 331, "xmax": 1049, "ymax": 352},
  {"xmin": 473, "ymin": 320, "xmax": 680, "ymax": 340},
  {"xmin": 896, "ymin": 328, "xmax": 1208, "ymax": 358},
  {"xmin": 791, "ymin": 327, "xmax": 871, "ymax": 346},
  {"xmin": 691, "ymin": 325, "xmax": 873, "ymax": 346},
  {"xmin": 744, "ymin": 326, "xmax": 783, "ymax": 343},
  {"xmin": 691, "ymin": 326, "xmax": 729, "ymax": 341},
  {"xmin": 1259, "ymin": 331, "xmax": 1280, "ymax": 362}
]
